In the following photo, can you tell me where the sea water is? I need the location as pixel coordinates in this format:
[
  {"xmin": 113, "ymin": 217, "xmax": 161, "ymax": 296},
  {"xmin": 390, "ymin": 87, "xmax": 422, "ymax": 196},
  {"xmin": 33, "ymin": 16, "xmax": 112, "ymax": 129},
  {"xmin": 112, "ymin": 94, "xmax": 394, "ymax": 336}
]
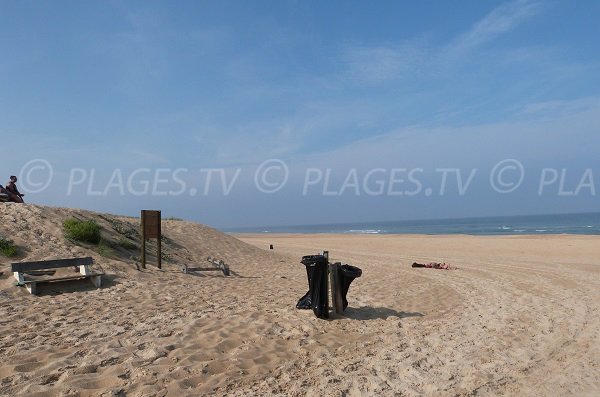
[{"xmin": 230, "ymin": 212, "xmax": 600, "ymax": 235}]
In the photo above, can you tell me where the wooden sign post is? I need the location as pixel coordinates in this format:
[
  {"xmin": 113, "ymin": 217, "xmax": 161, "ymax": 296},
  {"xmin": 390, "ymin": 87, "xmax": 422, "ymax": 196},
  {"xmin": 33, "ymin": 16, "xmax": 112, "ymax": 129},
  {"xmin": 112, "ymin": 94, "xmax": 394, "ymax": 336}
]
[
  {"xmin": 141, "ymin": 210, "xmax": 161, "ymax": 269},
  {"xmin": 322, "ymin": 251, "xmax": 330, "ymax": 318},
  {"xmin": 330, "ymin": 262, "xmax": 344, "ymax": 314}
]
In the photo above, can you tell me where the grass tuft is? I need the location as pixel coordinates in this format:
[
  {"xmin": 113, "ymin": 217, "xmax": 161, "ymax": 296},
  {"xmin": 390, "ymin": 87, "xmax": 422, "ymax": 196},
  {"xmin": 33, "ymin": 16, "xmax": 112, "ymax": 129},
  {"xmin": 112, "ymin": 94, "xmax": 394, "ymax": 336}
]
[
  {"xmin": 117, "ymin": 237, "xmax": 138, "ymax": 250},
  {"xmin": 97, "ymin": 239, "xmax": 115, "ymax": 257},
  {"xmin": 0, "ymin": 237, "xmax": 18, "ymax": 257},
  {"xmin": 63, "ymin": 218, "xmax": 101, "ymax": 244}
]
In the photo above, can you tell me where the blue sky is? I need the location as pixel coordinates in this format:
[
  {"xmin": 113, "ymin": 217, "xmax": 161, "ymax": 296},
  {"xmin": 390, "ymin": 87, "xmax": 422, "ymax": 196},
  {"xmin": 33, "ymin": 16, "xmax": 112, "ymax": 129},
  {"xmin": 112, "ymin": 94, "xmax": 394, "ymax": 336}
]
[{"xmin": 2, "ymin": 0, "xmax": 599, "ymax": 228}]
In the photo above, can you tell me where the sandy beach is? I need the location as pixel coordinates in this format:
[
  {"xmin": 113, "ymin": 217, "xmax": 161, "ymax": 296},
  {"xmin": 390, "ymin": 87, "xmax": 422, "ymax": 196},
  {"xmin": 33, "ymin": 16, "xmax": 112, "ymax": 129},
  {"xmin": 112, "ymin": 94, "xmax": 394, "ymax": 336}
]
[{"xmin": 1, "ymin": 204, "xmax": 599, "ymax": 396}]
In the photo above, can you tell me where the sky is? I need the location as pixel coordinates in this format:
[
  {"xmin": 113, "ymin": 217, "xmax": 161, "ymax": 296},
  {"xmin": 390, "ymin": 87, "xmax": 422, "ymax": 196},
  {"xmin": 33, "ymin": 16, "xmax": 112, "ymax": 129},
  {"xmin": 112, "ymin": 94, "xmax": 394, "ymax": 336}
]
[{"xmin": 1, "ymin": 0, "xmax": 599, "ymax": 229}]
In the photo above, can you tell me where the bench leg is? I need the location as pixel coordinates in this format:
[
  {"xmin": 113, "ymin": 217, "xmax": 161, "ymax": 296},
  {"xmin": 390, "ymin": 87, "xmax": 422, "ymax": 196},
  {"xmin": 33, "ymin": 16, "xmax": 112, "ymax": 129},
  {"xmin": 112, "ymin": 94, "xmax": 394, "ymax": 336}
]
[
  {"xmin": 13, "ymin": 272, "xmax": 24, "ymax": 283},
  {"xmin": 221, "ymin": 265, "xmax": 230, "ymax": 276},
  {"xmin": 80, "ymin": 265, "xmax": 92, "ymax": 276},
  {"xmin": 91, "ymin": 275, "xmax": 102, "ymax": 288},
  {"xmin": 26, "ymin": 282, "xmax": 37, "ymax": 295}
]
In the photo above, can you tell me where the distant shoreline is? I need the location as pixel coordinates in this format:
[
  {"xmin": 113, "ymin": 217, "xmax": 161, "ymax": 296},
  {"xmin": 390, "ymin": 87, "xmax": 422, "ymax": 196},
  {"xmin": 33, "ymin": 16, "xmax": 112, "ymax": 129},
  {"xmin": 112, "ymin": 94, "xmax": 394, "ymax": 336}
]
[
  {"xmin": 226, "ymin": 212, "xmax": 600, "ymax": 236},
  {"xmin": 232, "ymin": 232, "xmax": 600, "ymax": 239}
]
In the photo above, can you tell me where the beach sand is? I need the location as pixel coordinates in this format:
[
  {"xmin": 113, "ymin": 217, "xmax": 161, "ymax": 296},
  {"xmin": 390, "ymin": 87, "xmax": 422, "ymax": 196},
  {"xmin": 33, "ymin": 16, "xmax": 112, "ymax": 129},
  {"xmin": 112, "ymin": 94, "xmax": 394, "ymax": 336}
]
[{"xmin": 1, "ymin": 204, "xmax": 598, "ymax": 396}]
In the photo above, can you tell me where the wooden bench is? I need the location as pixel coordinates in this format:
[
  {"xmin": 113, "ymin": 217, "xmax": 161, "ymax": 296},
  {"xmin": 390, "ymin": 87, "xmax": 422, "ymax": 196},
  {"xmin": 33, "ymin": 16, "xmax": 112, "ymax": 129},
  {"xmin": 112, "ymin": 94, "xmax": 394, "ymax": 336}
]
[
  {"xmin": 181, "ymin": 256, "xmax": 230, "ymax": 276},
  {"xmin": 12, "ymin": 257, "xmax": 104, "ymax": 295}
]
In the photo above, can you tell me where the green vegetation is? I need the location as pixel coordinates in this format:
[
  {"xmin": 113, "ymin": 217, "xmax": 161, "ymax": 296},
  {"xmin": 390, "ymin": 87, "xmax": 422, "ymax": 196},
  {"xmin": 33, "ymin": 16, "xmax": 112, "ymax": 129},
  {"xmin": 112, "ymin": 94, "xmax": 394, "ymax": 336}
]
[
  {"xmin": 161, "ymin": 251, "xmax": 171, "ymax": 261},
  {"xmin": 63, "ymin": 218, "xmax": 101, "ymax": 244},
  {"xmin": 99, "ymin": 215, "xmax": 140, "ymax": 240},
  {"xmin": 0, "ymin": 237, "xmax": 18, "ymax": 257},
  {"xmin": 97, "ymin": 239, "xmax": 115, "ymax": 258},
  {"xmin": 117, "ymin": 236, "xmax": 138, "ymax": 250}
]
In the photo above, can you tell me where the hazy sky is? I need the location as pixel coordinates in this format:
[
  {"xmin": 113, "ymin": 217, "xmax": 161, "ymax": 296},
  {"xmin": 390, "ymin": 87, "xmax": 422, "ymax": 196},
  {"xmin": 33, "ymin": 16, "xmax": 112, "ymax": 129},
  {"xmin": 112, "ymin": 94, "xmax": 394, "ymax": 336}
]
[{"xmin": 2, "ymin": 0, "xmax": 599, "ymax": 228}]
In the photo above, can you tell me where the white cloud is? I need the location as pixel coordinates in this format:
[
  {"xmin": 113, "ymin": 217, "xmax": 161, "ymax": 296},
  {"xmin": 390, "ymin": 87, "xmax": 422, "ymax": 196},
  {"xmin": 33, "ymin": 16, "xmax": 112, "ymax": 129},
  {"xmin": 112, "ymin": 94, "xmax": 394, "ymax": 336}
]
[
  {"xmin": 451, "ymin": 0, "xmax": 541, "ymax": 52},
  {"xmin": 292, "ymin": 96, "xmax": 600, "ymax": 171},
  {"xmin": 342, "ymin": 41, "xmax": 427, "ymax": 83},
  {"xmin": 342, "ymin": 0, "xmax": 542, "ymax": 85},
  {"xmin": 518, "ymin": 97, "xmax": 600, "ymax": 116}
]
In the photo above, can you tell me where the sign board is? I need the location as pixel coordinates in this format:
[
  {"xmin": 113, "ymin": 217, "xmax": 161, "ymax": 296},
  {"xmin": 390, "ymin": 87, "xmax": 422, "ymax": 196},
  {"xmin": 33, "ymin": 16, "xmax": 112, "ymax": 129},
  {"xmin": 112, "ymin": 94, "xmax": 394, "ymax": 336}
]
[
  {"xmin": 142, "ymin": 210, "xmax": 161, "ymax": 238},
  {"xmin": 141, "ymin": 210, "xmax": 161, "ymax": 269}
]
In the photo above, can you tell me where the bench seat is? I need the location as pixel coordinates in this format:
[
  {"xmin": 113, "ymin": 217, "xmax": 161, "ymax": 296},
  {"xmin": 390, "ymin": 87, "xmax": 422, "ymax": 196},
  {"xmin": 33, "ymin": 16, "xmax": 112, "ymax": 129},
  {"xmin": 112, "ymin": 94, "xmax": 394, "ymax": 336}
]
[{"xmin": 12, "ymin": 257, "xmax": 104, "ymax": 295}]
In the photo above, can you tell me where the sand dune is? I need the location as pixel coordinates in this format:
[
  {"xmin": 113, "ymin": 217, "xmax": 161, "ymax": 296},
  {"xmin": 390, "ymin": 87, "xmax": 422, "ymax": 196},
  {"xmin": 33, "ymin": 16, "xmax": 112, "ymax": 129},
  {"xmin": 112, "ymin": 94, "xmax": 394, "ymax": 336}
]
[{"xmin": 0, "ymin": 204, "xmax": 598, "ymax": 396}]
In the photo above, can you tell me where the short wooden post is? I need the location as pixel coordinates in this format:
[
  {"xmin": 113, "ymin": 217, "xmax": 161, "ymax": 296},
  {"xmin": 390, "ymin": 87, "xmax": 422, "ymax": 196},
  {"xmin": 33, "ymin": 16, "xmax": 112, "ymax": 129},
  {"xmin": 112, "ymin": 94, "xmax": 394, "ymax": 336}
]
[
  {"xmin": 330, "ymin": 262, "xmax": 344, "ymax": 314},
  {"xmin": 141, "ymin": 214, "xmax": 146, "ymax": 269},
  {"xmin": 322, "ymin": 251, "xmax": 330, "ymax": 318},
  {"xmin": 157, "ymin": 215, "xmax": 162, "ymax": 269}
]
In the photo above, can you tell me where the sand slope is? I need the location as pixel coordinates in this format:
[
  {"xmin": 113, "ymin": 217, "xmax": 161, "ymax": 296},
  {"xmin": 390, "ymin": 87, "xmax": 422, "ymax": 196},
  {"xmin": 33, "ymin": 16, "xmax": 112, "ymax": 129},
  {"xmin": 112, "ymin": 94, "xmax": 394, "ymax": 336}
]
[
  {"xmin": 0, "ymin": 204, "xmax": 303, "ymax": 397},
  {"xmin": 0, "ymin": 204, "xmax": 598, "ymax": 396}
]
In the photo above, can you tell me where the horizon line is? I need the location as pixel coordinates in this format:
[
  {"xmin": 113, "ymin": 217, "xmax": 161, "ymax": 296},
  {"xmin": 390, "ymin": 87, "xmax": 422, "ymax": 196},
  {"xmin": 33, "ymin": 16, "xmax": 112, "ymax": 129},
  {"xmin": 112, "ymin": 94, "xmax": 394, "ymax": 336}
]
[{"xmin": 224, "ymin": 210, "xmax": 600, "ymax": 232}]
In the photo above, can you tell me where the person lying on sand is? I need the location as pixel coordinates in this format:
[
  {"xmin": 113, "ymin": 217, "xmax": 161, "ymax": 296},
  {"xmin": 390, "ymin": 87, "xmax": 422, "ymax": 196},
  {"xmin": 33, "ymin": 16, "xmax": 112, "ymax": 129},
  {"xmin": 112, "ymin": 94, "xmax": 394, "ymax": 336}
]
[
  {"xmin": 412, "ymin": 262, "xmax": 455, "ymax": 270},
  {"xmin": 5, "ymin": 176, "xmax": 25, "ymax": 203}
]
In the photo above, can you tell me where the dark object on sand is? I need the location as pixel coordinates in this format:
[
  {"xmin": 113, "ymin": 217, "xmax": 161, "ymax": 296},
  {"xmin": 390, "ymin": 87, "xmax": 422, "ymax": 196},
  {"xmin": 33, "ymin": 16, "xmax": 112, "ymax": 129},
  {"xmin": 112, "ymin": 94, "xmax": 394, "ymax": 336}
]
[
  {"xmin": 269, "ymin": 244, "xmax": 273, "ymax": 250},
  {"xmin": 330, "ymin": 263, "xmax": 362, "ymax": 313},
  {"xmin": 296, "ymin": 254, "xmax": 329, "ymax": 319},
  {"xmin": 297, "ymin": 253, "xmax": 363, "ymax": 318}
]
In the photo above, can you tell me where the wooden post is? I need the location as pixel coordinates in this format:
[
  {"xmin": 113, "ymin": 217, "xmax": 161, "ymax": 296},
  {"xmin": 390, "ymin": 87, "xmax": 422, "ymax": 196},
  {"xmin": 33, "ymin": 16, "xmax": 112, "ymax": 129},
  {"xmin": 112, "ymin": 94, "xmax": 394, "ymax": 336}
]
[
  {"xmin": 330, "ymin": 262, "xmax": 344, "ymax": 314},
  {"xmin": 157, "ymin": 214, "xmax": 162, "ymax": 269},
  {"xmin": 141, "ymin": 212, "xmax": 146, "ymax": 269},
  {"xmin": 322, "ymin": 251, "xmax": 330, "ymax": 318}
]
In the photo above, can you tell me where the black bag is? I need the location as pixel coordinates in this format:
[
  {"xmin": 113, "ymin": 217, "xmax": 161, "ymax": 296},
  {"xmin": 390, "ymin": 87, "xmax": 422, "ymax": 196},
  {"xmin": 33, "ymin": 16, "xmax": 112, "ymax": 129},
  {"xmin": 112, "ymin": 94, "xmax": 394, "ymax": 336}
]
[
  {"xmin": 296, "ymin": 254, "xmax": 329, "ymax": 319},
  {"xmin": 339, "ymin": 264, "xmax": 362, "ymax": 310}
]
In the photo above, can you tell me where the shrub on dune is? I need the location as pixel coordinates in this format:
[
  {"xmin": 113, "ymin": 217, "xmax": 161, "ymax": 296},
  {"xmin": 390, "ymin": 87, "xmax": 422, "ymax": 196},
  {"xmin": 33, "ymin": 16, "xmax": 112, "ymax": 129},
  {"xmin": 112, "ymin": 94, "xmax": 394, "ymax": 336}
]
[
  {"xmin": 0, "ymin": 237, "xmax": 17, "ymax": 257},
  {"xmin": 63, "ymin": 218, "xmax": 101, "ymax": 244}
]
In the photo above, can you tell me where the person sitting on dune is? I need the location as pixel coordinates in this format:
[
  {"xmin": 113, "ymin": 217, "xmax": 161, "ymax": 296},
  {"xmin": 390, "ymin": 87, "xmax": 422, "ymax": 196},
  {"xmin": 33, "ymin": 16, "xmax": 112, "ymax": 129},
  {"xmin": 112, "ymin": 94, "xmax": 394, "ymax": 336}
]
[{"xmin": 5, "ymin": 176, "xmax": 25, "ymax": 203}]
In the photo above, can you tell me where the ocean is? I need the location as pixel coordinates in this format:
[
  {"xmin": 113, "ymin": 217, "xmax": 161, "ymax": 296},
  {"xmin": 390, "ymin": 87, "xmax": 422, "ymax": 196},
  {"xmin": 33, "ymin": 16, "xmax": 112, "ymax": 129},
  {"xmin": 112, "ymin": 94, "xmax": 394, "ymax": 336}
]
[{"xmin": 230, "ymin": 212, "xmax": 600, "ymax": 235}]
